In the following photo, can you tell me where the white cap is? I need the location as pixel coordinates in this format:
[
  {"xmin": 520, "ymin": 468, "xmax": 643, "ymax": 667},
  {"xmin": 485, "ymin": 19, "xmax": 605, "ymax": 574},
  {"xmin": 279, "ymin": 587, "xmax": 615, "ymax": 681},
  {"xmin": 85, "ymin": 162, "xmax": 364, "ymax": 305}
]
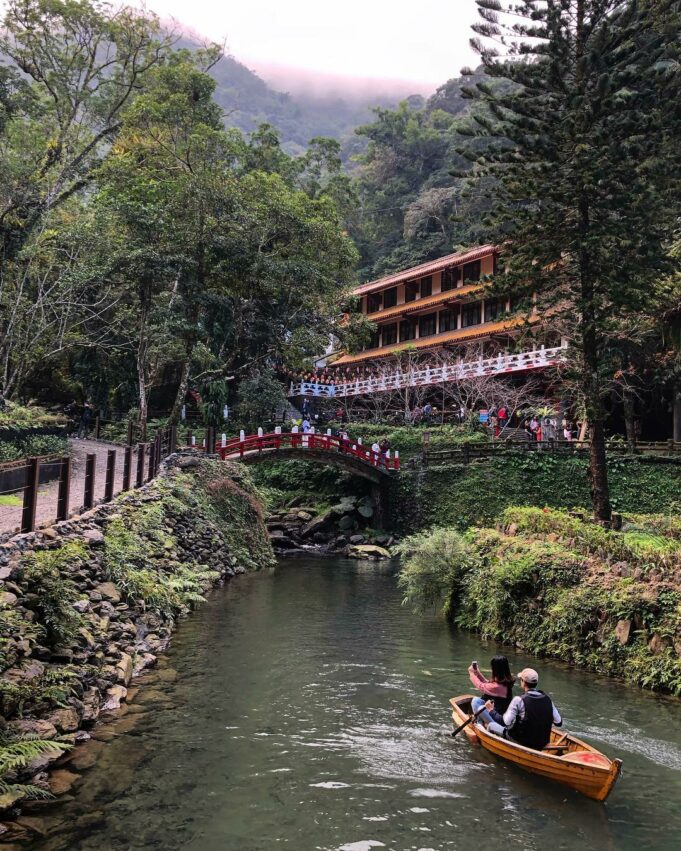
[{"xmin": 519, "ymin": 667, "xmax": 539, "ymax": 686}]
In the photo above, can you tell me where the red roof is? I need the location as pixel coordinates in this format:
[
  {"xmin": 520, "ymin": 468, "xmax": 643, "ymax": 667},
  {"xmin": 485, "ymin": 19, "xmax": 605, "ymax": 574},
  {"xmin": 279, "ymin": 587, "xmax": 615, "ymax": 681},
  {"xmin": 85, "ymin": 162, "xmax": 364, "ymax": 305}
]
[{"xmin": 354, "ymin": 245, "xmax": 497, "ymax": 296}]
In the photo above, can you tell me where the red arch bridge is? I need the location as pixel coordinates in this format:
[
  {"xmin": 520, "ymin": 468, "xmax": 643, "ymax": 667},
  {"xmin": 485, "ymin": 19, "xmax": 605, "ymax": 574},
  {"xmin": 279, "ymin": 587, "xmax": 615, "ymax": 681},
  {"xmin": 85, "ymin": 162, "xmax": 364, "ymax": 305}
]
[{"xmin": 190, "ymin": 429, "xmax": 400, "ymax": 482}]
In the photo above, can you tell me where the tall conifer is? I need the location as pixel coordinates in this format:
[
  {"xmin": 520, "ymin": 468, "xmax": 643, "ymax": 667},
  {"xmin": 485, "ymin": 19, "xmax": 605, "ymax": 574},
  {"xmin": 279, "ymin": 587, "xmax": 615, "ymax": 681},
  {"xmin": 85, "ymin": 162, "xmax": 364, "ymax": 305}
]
[{"xmin": 459, "ymin": 0, "xmax": 681, "ymax": 520}]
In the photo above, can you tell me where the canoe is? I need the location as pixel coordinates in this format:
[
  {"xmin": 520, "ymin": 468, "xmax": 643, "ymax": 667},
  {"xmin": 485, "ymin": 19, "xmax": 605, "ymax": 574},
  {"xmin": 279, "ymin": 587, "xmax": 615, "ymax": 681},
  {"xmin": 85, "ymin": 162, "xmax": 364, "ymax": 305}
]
[{"xmin": 450, "ymin": 694, "xmax": 622, "ymax": 802}]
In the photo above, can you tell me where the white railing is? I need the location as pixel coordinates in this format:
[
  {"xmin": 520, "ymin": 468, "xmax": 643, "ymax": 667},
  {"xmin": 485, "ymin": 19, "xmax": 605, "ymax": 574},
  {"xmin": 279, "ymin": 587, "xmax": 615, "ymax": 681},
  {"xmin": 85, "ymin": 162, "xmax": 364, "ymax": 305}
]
[{"xmin": 289, "ymin": 343, "xmax": 569, "ymax": 399}]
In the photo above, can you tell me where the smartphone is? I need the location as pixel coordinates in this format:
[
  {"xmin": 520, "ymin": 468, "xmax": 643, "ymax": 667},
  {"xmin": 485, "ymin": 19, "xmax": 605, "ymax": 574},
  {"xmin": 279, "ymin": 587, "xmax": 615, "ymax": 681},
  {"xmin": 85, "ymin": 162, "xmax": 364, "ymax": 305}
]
[{"xmin": 471, "ymin": 660, "xmax": 478, "ymax": 669}]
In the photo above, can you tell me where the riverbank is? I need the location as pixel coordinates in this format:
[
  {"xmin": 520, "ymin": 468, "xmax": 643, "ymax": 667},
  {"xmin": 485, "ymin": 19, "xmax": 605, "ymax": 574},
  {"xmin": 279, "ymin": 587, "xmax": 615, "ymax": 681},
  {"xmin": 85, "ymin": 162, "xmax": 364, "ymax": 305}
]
[
  {"xmin": 0, "ymin": 456, "xmax": 273, "ymax": 829},
  {"xmin": 398, "ymin": 507, "xmax": 681, "ymax": 694}
]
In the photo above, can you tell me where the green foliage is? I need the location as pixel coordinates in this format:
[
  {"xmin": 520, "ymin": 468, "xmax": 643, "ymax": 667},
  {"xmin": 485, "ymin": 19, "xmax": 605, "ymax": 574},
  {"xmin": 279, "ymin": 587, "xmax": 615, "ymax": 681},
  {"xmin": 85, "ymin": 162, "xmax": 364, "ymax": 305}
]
[
  {"xmin": 0, "ymin": 734, "xmax": 71, "ymax": 805},
  {"xmin": 234, "ymin": 371, "xmax": 287, "ymax": 431},
  {"xmin": 0, "ymin": 433, "xmax": 68, "ymax": 463},
  {"xmin": 0, "ymin": 665, "xmax": 83, "ymax": 718},
  {"xmin": 194, "ymin": 462, "xmax": 275, "ymax": 572},
  {"xmin": 391, "ymin": 454, "xmax": 681, "ymax": 533},
  {"xmin": 396, "ymin": 527, "xmax": 476, "ymax": 615},
  {"xmin": 0, "ymin": 403, "xmax": 65, "ymax": 429},
  {"xmin": 102, "ymin": 504, "xmax": 216, "ymax": 614},
  {"xmin": 339, "ymin": 422, "xmax": 487, "ymax": 459},
  {"xmin": 402, "ymin": 507, "xmax": 681, "ymax": 694},
  {"xmin": 18, "ymin": 544, "xmax": 86, "ymax": 648}
]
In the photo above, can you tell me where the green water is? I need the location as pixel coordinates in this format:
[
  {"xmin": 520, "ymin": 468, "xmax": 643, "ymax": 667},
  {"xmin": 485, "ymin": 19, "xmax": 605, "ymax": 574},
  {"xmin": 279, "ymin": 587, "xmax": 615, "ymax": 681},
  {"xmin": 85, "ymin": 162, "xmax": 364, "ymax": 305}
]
[{"xmin": 28, "ymin": 557, "xmax": 681, "ymax": 850}]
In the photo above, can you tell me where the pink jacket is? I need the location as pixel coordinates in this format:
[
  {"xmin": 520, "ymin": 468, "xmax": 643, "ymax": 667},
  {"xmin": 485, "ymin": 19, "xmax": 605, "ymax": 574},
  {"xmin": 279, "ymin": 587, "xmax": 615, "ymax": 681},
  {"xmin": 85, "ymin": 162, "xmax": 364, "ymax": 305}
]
[{"xmin": 468, "ymin": 665, "xmax": 510, "ymax": 698}]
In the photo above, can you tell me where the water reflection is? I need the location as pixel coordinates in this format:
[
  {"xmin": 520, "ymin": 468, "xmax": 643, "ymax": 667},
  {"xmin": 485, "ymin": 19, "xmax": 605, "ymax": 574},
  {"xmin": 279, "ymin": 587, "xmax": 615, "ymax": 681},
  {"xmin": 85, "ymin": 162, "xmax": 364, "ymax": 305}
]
[{"xmin": 23, "ymin": 557, "xmax": 681, "ymax": 851}]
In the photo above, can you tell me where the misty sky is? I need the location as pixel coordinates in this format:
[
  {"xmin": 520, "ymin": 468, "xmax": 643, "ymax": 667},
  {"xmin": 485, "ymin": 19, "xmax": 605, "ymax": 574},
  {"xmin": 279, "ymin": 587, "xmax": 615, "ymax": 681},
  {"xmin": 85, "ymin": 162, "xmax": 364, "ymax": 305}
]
[{"xmin": 148, "ymin": 0, "xmax": 481, "ymax": 89}]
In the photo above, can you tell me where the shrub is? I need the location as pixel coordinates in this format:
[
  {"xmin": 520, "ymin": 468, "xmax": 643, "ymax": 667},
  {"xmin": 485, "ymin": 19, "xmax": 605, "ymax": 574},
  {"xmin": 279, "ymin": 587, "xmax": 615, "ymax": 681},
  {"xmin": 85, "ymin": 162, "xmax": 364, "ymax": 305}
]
[
  {"xmin": 396, "ymin": 527, "xmax": 477, "ymax": 615},
  {"xmin": 0, "ymin": 734, "xmax": 71, "ymax": 806}
]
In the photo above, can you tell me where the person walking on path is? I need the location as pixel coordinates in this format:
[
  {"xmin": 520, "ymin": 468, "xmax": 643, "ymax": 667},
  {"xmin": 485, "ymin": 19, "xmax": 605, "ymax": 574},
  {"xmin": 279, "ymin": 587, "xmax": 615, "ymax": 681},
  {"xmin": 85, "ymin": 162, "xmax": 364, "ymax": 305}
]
[{"xmin": 77, "ymin": 402, "xmax": 93, "ymax": 439}]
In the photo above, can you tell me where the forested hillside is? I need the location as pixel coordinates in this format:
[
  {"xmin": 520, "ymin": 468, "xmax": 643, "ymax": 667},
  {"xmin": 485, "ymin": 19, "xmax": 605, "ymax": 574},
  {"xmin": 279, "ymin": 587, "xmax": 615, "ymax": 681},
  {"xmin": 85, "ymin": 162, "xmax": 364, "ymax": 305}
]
[
  {"xmin": 349, "ymin": 72, "xmax": 490, "ymax": 280},
  {"xmin": 184, "ymin": 40, "xmax": 401, "ymax": 160}
]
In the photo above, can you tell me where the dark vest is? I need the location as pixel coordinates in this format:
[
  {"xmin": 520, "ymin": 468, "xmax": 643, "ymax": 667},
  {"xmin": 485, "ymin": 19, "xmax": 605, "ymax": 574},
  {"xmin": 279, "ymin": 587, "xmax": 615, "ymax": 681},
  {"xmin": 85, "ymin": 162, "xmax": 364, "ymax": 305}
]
[
  {"xmin": 483, "ymin": 683, "xmax": 513, "ymax": 715},
  {"xmin": 511, "ymin": 690, "xmax": 554, "ymax": 750}
]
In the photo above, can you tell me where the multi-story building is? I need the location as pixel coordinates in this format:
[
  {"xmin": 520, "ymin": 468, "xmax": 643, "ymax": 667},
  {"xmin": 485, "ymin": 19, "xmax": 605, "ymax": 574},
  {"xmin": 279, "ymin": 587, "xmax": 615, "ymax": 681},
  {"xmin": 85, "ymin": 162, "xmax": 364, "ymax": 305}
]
[{"xmin": 290, "ymin": 245, "xmax": 567, "ymax": 400}]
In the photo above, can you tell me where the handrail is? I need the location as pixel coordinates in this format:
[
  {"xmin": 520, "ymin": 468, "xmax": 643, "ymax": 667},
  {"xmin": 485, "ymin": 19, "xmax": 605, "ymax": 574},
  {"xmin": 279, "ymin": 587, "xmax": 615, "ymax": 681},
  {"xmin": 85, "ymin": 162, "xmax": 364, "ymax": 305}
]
[
  {"xmin": 215, "ymin": 431, "xmax": 400, "ymax": 472},
  {"xmin": 289, "ymin": 344, "xmax": 569, "ymax": 399}
]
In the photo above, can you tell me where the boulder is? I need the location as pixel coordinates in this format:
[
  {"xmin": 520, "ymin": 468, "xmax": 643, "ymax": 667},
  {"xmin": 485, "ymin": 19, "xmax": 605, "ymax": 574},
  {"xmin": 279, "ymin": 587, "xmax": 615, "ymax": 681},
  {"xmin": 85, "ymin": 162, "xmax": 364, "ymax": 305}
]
[
  {"xmin": 116, "ymin": 653, "xmax": 134, "ymax": 686},
  {"xmin": 357, "ymin": 498, "xmax": 374, "ymax": 519},
  {"xmin": 3, "ymin": 659, "xmax": 45, "ymax": 683},
  {"xmin": 48, "ymin": 769, "xmax": 80, "ymax": 796},
  {"xmin": 347, "ymin": 544, "xmax": 391, "ymax": 561},
  {"xmin": 46, "ymin": 707, "xmax": 80, "ymax": 733},
  {"xmin": 81, "ymin": 529, "xmax": 104, "ymax": 546},
  {"xmin": 94, "ymin": 582, "xmax": 121, "ymax": 603},
  {"xmin": 615, "ymin": 619, "xmax": 632, "ymax": 645},
  {"xmin": 7, "ymin": 719, "xmax": 58, "ymax": 739},
  {"xmin": 301, "ymin": 512, "xmax": 335, "ymax": 538},
  {"xmin": 81, "ymin": 688, "xmax": 101, "ymax": 723},
  {"xmin": 349, "ymin": 534, "xmax": 365, "ymax": 545},
  {"xmin": 648, "ymin": 633, "xmax": 667, "ymax": 654},
  {"xmin": 296, "ymin": 510, "xmax": 313, "ymax": 522},
  {"xmin": 0, "ymin": 591, "xmax": 17, "ymax": 606},
  {"xmin": 73, "ymin": 599, "xmax": 91, "ymax": 614},
  {"xmin": 338, "ymin": 514, "xmax": 355, "ymax": 532},
  {"xmin": 101, "ymin": 685, "xmax": 127, "ymax": 712}
]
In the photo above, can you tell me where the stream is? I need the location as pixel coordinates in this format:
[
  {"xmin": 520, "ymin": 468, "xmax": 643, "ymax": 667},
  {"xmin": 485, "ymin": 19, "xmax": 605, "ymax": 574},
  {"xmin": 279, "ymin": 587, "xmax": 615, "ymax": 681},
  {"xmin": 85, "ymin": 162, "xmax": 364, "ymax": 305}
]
[{"xmin": 26, "ymin": 556, "xmax": 681, "ymax": 850}]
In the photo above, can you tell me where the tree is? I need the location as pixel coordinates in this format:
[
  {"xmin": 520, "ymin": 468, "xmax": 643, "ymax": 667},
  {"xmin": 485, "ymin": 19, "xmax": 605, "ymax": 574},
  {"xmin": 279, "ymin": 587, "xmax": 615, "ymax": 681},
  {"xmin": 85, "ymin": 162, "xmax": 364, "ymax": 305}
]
[
  {"xmin": 459, "ymin": 0, "xmax": 681, "ymax": 520},
  {"xmin": 0, "ymin": 0, "xmax": 172, "ymax": 260}
]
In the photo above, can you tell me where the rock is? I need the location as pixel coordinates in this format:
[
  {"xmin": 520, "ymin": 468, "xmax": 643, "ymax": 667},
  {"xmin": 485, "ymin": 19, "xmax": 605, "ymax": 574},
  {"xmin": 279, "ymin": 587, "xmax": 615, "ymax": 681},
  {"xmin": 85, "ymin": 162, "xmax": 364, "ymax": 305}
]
[
  {"xmin": 83, "ymin": 688, "xmax": 100, "ymax": 724},
  {"xmin": 40, "ymin": 528, "xmax": 59, "ymax": 540},
  {"xmin": 374, "ymin": 534, "xmax": 390, "ymax": 545},
  {"xmin": 507, "ymin": 523, "xmax": 518, "ymax": 537},
  {"xmin": 73, "ymin": 599, "xmax": 91, "ymax": 613},
  {"xmin": 347, "ymin": 544, "xmax": 391, "ymax": 560},
  {"xmin": 81, "ymin": 529, "xmax": 104, "ymax": 546},
  {"xmin": 48, "ymin": 769, "xmax": 80, "ymax": 796},
  {"xmin": 296, "ymin": 510, "xmax": 313, "ymax": 522},
  {"xmin": 101, "ymin": 684, "xmax": 127, "ymax": 712},
  {"xmin": 0, "ymin": 565, "xmax": 14, "ymax": 580},
  {"xmin": 615, "ymin": 619, "xmax": 632, "ymax": 645},
  {"xmin": 648, "ymin": 633, "xmax": 667, "ymax": 654},
  {"xmin": 3, "ymin": 659, "xmax": 45, "ymax": 683},
  {"xmin": 77, "ymin": 627, "xmax": 96, "ymax": 648},
  {"xmin": 177, "ymin": 456, "xmax": 200, "ymax": 469},
  {"xmin": 7, "ymin": 719, "xmax": 57, "ymax": 739},
  {"xmin": 66, "ymin": 739, "xmax": 104, "ymax": 771},
  {"xmin": 338, "ymin": 514, "xmax": 355, "ymax": 532},
  {"xmin": 0, "ymin": 788, "xmax": 26, "ymax": 810},
  {"xmin": 94, "ymin": 582, "xmax": 121, "ymax": 603},
  {"xmin": 0, "ymin": 591, "xmax": 17, "ymax": 606},
  {"xmin": 46, "ymin": 708, "xmax": 80, "ymax": 733},
  {"xmin": 349, "ymin": 534, "xmax": 365, "ymax": 544},
  {"xmin": 357, "ymin": 498, "xmax": 374, "ymax": 519},
  {"xmin": 301, "ymin": 512, "xmax": 334, "ymax": 538},
  {"xmin": 116, "ymin": 652, "xmax": 134, "ymax": 686}
]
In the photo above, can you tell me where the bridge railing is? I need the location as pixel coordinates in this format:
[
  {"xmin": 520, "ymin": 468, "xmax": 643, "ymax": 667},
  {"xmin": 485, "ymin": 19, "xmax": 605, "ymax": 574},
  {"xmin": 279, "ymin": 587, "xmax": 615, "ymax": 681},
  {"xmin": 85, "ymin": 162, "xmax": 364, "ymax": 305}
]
[
  {"xmin": 215, "ymin": 430, "xmax": 400, "ymax": 472},
  {"xmin": 289, "ymin": 343, "xmax": 569, "ymax": 399}
]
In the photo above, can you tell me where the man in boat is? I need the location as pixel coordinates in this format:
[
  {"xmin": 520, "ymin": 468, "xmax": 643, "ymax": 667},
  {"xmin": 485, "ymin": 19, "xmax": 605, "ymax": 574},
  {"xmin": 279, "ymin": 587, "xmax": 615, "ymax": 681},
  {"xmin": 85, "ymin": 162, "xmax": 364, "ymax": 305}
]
[{"xmin": 484, "ymin": 668, "xmax": 562, "ymax": 750}]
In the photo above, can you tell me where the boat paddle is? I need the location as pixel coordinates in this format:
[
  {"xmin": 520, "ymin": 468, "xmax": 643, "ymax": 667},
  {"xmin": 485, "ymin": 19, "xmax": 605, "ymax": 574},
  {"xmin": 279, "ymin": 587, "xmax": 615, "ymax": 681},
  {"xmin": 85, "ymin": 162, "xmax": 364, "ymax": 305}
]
[{"xmin": 451, "ymin": 705, "xmax": 486, "ymax": 738}]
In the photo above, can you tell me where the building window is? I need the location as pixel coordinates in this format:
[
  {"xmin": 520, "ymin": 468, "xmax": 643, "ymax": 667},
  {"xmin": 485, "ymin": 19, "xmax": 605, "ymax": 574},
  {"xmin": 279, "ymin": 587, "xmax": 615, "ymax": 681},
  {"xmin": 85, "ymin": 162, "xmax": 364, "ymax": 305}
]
[
  {"xmin": 462, "ymin": 301, "xmax": 482, "ymax": 327},
  {"xmin": 368, "ymin": 328, "xmax": 380, "ymax": 349},
  {"xmin": 463, "ymin": 260, "xmax": 481, "ymax": 282},
  {"xmin": 420, "ymin": 276, "xmax": 432, "ymax": 298},
  {"xmin": 399, "ymin": 318, "xmax": 417, "ymax": 342},
  {"xmin": 381, "ymin": 323, "xmax": 397, "ymax": 346},
  {"xmin": 441, "ymin": 266, "xmax": 461, "ymax": 292},
  {"xmin": 484, "ymin": 299, "xmax": 503, "ymax": 322},
  {"xmin": 383, "ymin": 286, "xmax": 397, "ymax": 309},
  {"xmin": 367, "ymin": 292, "xmax": 382, "ymax": 313},
  {"xmin": 439, "ymin": 308, "xmax": 457, "ymax": 333},
  {"xmin": 405, "ymin": 280, "xmax": 420, "ymax": 302},
  {"xmin": 419, "ymin": 313, "xmax": 437, "ymax": 338}
]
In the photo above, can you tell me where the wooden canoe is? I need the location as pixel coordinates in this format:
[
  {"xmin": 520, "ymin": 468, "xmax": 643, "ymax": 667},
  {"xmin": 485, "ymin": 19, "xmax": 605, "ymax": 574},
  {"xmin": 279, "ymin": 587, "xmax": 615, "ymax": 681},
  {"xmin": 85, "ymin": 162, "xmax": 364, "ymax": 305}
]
[{"xmin": 450, "ymin": 695, "xmax": 622, "ymax": 802}]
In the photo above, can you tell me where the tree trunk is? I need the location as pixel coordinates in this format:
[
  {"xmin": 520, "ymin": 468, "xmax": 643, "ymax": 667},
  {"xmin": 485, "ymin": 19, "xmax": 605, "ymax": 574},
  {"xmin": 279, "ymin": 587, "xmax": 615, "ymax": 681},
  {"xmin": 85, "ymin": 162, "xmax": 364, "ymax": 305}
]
[
  {"xmin": 588, "ymin": 418, "xmax": 612, "ymax": 523},
  {"xmin": 169, "ymin": 356, "xmax": 191, "ymax": 425},
  {"xmin": 136, "ymin": 279, "xmax": 151, "ymax": 431},
  {"xmin": 674, "ymin": 381, "xmax": 681, "ymax": 444},
  {"xmin": 623, "ymin": 389, "xmax": 637, "ymax": 454}
]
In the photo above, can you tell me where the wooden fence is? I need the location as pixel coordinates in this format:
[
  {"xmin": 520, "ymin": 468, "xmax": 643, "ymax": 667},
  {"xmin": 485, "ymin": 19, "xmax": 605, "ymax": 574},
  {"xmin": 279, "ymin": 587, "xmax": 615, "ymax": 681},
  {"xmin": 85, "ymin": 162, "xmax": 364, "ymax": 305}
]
[
  {"xmin": 0, "ymin": 426, "xmax": 178, "ymax": 535},
  {"xmin": 420, "ymin": 438, "xmax": 681, "ymax": 466}
]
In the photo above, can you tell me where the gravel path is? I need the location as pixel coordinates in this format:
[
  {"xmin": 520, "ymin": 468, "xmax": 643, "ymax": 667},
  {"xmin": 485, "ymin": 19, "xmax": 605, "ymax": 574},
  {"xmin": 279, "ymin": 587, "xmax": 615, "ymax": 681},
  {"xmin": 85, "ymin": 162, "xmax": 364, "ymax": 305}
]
[{"xmin": 0, "ymin": 439, "xmax": 147, "ymax": 539}]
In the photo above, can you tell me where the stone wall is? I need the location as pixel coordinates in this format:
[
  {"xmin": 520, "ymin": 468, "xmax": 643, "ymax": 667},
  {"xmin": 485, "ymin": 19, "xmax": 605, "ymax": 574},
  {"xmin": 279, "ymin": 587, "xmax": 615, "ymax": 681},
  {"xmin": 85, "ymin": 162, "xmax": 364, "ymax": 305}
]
[{"xmin": 0, "ymin": 455, "xmax": 273, "ymax": 819}]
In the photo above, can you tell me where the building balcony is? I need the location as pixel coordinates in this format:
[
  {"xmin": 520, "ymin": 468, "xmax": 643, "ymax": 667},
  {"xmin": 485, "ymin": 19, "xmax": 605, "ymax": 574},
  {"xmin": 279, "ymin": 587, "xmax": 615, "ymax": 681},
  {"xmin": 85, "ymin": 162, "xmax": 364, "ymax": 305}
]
[{"xmin": 289, "ymin": 342, "xmax": 569, "ymax": 400}]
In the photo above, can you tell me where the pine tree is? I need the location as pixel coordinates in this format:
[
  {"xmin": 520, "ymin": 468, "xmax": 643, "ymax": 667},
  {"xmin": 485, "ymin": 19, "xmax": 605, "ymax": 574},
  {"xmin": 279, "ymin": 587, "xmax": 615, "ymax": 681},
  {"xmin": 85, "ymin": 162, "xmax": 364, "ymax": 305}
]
[{"xmin": 459, "ymin": 0, "xmax": 681, "ymax": 521}]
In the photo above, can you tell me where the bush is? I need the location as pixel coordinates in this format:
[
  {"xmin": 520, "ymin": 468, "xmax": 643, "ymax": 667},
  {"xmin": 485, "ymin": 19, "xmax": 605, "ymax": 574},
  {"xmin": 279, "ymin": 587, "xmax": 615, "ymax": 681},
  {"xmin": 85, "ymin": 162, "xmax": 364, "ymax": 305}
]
[
  {"xmin": 396, "ymin": 527, "xmax": 477, "ymax": 615},
  {"xmin": 0, "ymin": 434, "xmax": 68, "ymax": 463}
]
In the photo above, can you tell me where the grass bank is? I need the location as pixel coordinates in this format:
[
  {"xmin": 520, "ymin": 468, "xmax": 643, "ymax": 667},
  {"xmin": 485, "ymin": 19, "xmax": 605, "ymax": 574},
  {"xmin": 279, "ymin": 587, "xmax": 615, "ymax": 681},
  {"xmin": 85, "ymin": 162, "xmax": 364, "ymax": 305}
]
[{"xmin": 398, "ymin": 507, "xmax": 681, "ymax": 694}]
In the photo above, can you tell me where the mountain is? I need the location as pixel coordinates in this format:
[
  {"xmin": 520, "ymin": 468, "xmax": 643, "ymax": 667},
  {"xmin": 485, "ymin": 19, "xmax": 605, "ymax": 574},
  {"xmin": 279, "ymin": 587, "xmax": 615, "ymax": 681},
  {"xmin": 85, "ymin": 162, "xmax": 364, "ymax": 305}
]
[{"xmin": 178, "ymin": 41, "xmax": 411, "ymax": 160}]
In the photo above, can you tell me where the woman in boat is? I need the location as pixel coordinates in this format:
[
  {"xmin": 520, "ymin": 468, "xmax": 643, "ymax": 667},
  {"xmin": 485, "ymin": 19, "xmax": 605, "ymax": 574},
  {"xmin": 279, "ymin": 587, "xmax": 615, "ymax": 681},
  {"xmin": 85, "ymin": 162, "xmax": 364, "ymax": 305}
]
[{"xmin": 468, "ymin": 656, "xmax": 515, "ymax": 726}]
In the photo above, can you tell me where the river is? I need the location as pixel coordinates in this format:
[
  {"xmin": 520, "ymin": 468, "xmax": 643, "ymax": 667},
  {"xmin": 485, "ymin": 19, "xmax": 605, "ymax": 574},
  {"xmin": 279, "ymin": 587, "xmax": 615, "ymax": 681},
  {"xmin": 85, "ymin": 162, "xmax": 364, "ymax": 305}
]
[{"xmin": 26, "ymin": 556, "xmax": 681, "ymax": 850}]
